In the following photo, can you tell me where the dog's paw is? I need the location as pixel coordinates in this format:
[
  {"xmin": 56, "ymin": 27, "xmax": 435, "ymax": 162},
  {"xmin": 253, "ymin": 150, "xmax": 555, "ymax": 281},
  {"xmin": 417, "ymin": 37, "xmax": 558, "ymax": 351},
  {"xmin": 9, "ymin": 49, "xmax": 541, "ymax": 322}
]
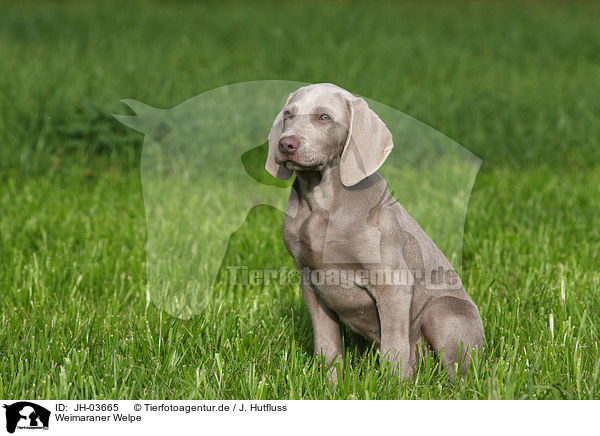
[{"xmin": 325, "ymin": 359, "xmax": 343, "ymax": 387}]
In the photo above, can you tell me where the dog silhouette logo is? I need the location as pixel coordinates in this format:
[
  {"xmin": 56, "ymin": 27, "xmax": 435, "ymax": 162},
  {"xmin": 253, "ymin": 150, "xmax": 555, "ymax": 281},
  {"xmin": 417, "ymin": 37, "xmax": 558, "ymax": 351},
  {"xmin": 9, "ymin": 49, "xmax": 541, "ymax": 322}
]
[
  {"xmin": 3, "ymin": 402, "xmax": 50, "ymax": 433},
  {"xmin": 114, "ymin": 80, "xmax": 481, "ymax": 319}
]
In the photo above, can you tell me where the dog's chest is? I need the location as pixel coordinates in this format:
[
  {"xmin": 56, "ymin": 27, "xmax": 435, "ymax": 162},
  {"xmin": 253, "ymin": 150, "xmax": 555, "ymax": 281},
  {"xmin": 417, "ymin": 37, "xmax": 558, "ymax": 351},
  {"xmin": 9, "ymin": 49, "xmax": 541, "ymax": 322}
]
[
  {"xmin": 283, "ymin": 207, "xmax": 329, "ymax": 270},
  {"xmin": 283, "ymin": 206, "xmax": 381, "ymax": 340}
]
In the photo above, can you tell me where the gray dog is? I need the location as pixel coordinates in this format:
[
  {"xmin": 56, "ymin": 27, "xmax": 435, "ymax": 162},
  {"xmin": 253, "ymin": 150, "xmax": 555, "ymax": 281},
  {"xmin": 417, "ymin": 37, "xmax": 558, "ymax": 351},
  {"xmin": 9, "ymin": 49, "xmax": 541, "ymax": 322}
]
[{"xmin": 265, "ymin": 83, "xmax": 484, "ymax": 381}]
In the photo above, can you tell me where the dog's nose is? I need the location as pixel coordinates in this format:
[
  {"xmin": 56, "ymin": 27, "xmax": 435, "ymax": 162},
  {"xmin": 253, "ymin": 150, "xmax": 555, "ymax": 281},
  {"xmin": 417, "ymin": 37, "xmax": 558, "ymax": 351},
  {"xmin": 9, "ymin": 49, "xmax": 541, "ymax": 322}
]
[{"xmin": 278, "ymin": 136, "xmax": 299, "ymax": 155}]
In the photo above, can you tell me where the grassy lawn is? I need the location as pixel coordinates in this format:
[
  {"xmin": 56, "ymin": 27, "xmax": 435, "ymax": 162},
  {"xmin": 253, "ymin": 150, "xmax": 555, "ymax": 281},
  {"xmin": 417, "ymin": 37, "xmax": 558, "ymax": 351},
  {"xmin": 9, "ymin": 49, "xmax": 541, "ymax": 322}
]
[{"xmin": 1, "ymin": 0, "xmax": 599, "ymax": 399}]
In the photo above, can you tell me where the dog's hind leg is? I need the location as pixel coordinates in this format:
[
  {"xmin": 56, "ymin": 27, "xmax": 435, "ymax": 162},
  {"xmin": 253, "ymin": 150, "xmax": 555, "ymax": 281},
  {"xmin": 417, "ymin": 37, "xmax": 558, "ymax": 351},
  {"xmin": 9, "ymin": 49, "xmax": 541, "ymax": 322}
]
[{"xmin": 420, "ymin": 296, "xmax": 484, "ymax": 381}]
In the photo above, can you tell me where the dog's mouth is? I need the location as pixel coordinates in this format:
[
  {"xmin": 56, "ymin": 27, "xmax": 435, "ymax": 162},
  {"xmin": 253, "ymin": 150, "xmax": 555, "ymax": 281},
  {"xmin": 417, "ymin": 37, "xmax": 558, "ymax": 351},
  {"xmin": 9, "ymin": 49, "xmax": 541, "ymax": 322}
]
[
  {"xmin": 281, "ymin": 160, "xmax": 322, "ymax": 171},
  {"xmin": 275, "ymin": 146, "xmax": 324, "ymax": 171}
]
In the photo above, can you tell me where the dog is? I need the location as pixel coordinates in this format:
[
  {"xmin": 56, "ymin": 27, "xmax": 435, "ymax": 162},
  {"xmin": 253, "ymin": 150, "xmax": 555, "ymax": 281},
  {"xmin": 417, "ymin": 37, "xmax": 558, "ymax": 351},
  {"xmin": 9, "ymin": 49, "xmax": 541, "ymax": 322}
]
[{"xmin": 265, "ymin": 83, "xmax": 484, "ymax": 382}]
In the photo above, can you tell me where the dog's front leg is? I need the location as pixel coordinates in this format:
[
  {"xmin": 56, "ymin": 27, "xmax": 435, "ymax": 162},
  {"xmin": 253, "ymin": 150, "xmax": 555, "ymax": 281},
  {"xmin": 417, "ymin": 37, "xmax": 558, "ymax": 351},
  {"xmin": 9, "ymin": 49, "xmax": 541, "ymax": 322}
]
[
  {"xmin": 375, "ymin": 284, "xmax": 413, "ymax": 381},
  {"xmin": 301, "ymin": 280, "xmax": 343, "ymax": 386}
]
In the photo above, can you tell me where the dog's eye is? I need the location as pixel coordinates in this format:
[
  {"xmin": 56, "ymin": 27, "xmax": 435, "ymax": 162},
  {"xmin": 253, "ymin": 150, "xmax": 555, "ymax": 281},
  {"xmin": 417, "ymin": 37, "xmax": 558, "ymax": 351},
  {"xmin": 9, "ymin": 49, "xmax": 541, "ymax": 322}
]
[
  {"xmin": 319, "ymin": 114, "xmax": 331, "ymax": 121},
  {"xmin": 283, "ymin": 110, "xmax": 292, "ymax": 118}
]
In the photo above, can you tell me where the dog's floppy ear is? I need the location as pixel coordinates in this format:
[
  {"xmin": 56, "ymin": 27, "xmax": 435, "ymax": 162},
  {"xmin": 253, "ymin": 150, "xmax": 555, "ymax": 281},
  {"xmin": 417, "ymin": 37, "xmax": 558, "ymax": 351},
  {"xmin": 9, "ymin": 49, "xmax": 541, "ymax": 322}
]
[
  {"xmin": 266, "ymin": 93, "xmax": 294, "ymax": 180},
  {"xmin": 340, "ymin": 97, "xmax": 393, "ymax": 187}
]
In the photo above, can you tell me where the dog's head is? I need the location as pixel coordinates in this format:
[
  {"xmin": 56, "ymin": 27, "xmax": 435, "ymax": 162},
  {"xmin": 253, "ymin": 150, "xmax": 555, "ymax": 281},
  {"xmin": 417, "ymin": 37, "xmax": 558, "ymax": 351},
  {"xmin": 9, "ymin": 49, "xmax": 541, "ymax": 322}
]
[{"xmin": 266, "ymin": 83, "xmax": 393, "ymax": 186}]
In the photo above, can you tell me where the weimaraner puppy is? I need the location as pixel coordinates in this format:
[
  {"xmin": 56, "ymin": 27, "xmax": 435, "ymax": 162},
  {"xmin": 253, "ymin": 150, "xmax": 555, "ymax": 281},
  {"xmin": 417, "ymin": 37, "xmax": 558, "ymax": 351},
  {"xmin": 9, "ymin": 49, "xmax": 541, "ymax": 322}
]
[{"xmin": 266, "ymin": 83, "xmax": 484, "ymax": 382}]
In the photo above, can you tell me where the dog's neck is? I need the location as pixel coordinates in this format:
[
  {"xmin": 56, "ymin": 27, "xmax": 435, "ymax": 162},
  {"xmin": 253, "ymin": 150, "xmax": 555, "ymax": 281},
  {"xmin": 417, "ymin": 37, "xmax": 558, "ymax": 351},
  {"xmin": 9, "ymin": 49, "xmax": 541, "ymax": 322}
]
[{"xmin": 294, "ymin": 165, "xmax": 341, "ymax": 211}]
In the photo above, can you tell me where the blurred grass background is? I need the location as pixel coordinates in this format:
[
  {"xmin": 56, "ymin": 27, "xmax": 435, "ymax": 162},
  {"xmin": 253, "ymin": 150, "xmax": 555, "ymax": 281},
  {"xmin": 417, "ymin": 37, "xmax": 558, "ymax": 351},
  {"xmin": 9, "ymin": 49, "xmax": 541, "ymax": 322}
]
[{"xmin": 1, "ymin": 0, "xmax": 599, "ymax": 399}]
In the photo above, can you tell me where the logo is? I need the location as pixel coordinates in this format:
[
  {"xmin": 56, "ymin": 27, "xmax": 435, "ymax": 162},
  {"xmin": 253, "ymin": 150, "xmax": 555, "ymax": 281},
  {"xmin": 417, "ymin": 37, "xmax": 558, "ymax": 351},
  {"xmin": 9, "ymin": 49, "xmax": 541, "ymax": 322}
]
[
  {"xmin": 114, "ymin": 80, "xmax": 481, "ymax": 318},
  {"xmin": 3, "ymin": 402, "xmax": 50, "ymax": 434}
]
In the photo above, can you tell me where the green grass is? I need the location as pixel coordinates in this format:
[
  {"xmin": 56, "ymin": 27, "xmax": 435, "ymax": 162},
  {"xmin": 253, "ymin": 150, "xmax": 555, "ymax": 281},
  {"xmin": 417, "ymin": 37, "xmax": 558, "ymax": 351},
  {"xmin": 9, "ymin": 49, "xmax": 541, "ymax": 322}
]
[{"xmin": 1, "ymin": 0, "xmax": 600, "ymax": 399}]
